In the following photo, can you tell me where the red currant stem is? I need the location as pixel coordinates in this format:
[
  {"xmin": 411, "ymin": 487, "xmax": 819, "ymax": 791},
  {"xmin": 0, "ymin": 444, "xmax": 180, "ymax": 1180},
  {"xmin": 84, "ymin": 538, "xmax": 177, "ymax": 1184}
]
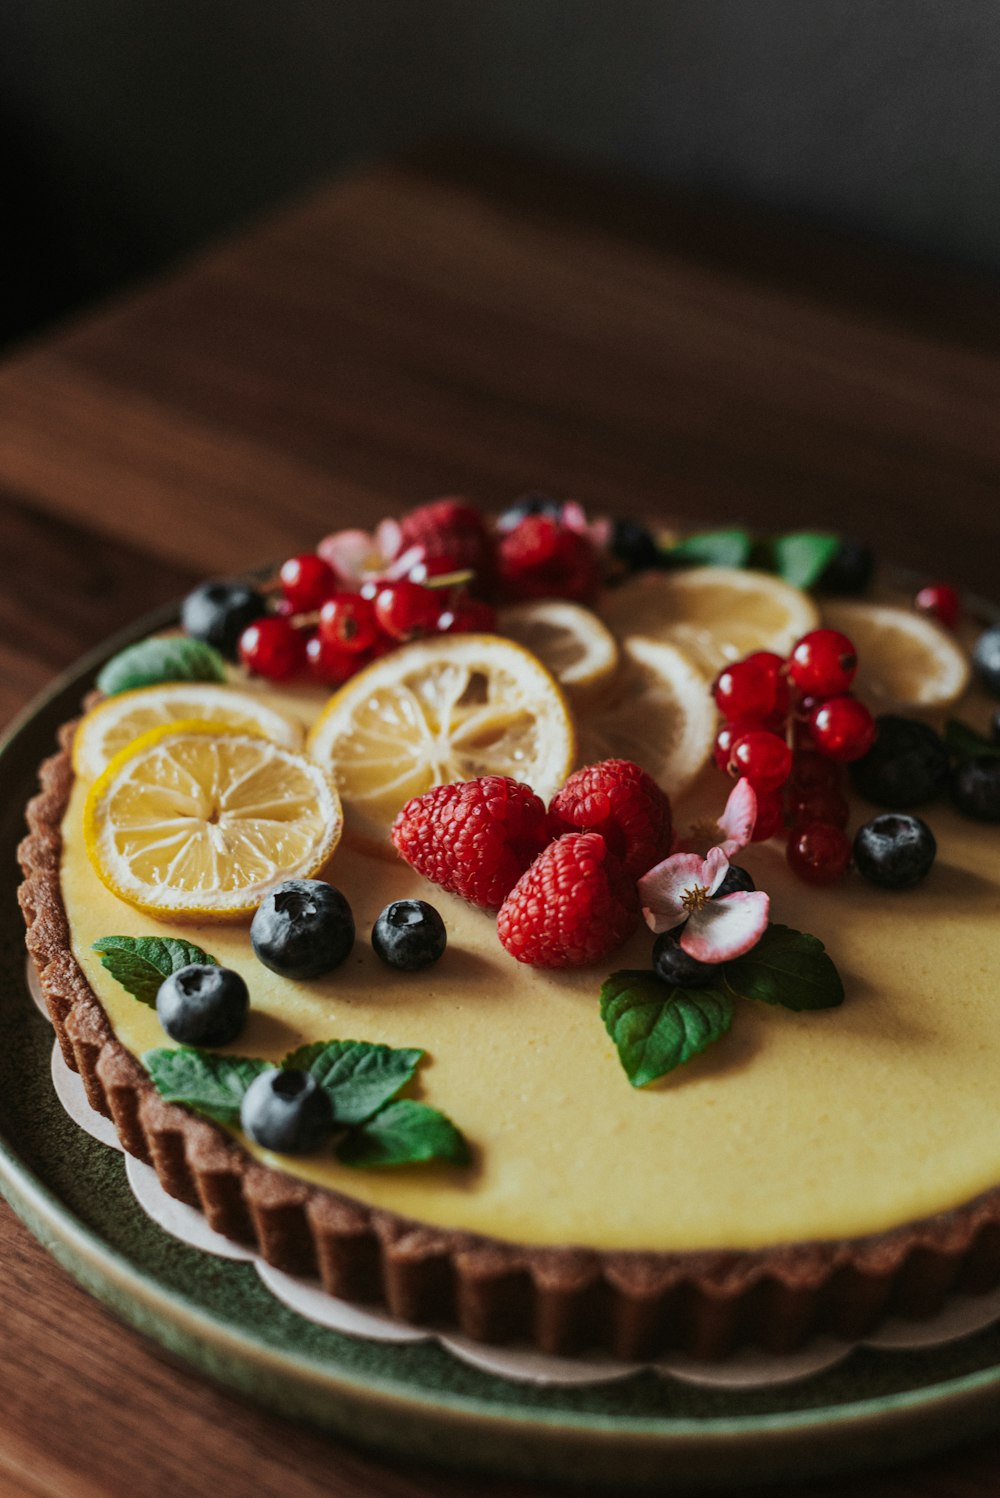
[
  {"xmin": 289, "ymin": 609, "xmax": 321, "ymax": 628},
  {"xmin": 422, "ymin": 569, "xmax": 476, "ymax": 590}
]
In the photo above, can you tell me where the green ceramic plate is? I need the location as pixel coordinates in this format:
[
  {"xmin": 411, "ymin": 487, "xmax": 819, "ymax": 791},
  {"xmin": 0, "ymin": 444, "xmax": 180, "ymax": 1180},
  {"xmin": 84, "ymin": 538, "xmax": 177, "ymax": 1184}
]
[{"xmin": 4, "ymin": 610, "xmax": 1000, "ymax": 1489}]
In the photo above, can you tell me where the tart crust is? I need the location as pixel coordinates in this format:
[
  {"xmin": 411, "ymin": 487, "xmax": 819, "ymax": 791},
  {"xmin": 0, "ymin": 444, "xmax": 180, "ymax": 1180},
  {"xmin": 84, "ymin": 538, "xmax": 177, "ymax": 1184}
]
[{"xmin": 18, "ymin": 722, "xmax": 1000, "ymax": 1360}]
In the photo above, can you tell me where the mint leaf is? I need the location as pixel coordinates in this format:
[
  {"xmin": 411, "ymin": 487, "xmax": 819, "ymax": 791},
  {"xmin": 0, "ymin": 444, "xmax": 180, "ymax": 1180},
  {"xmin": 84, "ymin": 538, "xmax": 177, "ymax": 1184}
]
[
  {"xmin": 93, "ymin": 935, "xmax": 218, "ymax": 1008},
  {"xmin": 282, "ymin": 1040, "xmax": 424, "ymax": 1126},
  {"xmin": 143, "ymin": 1047, "xmax": 270, "ymax": 1124},
  {"xmin": 664, "ymin": 528, "xmax": 752, "ymax": 569},
  {"xmin": 945, "ymin": 719, "xmax": 1000, "ymax": 762},
  {"xmin": 600, "ymin": 970, "xmax": 733, "ymax": 1087},
  {"xmin": 337, "ymin": 1100, "xmax": 470, "ymax": 1168},
  {"xmin": 722, "ymin": 924, "xmax": 843, "ymax": 1011},
  {"xmin": 768, "ymin": 532, "xmax": 841, "ymax": 590},
  {"xmin": 97, "ymin": 635, "xmax": 226, "ymax": 696}
]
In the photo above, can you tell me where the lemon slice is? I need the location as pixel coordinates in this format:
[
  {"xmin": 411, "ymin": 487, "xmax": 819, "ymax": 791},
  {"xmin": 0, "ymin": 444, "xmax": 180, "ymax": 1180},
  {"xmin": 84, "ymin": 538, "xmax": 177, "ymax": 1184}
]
[
  {"xmin": 307, "ymin": 634, "xmax": 575, "ymax": 854},
  {"xmin": 72, "ymin": 683, "xmax": 304, "ymax": 781},
  {"xmin": 84, "ymin": 721, "xmax": 342, "ymax": 921},
  {"xmin": 821, "ymin": 600, "xmax": 971, "ymax": 710},
  {"xmin": 497, "ymin": 600, "xmax": 619, "ymax": 704},
  {"xmin": 576, "ymin": 635, "xmax": 716, "ymax": 797},
  {"xmin": 599, "ymin": 567, "xmax": 819, "ymax": 675}
]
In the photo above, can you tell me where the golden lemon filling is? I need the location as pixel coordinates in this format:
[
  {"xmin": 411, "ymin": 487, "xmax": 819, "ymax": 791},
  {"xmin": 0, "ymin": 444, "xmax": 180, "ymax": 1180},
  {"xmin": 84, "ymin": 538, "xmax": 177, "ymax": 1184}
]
[{"xmin": 60, "ymin": 693, "xmax": 1000, "ymax": 1255}]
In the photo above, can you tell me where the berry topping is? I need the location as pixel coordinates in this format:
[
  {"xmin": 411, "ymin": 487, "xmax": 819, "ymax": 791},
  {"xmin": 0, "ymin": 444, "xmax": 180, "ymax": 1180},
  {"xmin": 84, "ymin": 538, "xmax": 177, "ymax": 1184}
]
[
  {"xmin": 750, "ymin": 789, "xmax": 786, "ymax": 841},
  {"xmin": 305, "ymin": 633, "xmax": 360, "ymax": 685},
  {"xmin": 279, "ymin": 554, "xmax": 336, "ymax": 613},
  {"xmin": 817, "ymin": 538, "xmax": 874, "ymax": 596},
  {"xmin": 548, "ymin": 758, "xmax": 673, "ymax": 879},
  {"xmin": 853, "ymin": 813, "xmax": 937, "ymax": 888},
  {"xmin": 609, "ymin": 518, "xmax": 659, "ymax": 573},
  {"xmin": 728, "ymin": 729, "xmax": 793, "ymax": 792},
  {"xmin": 155, "ymin": 964, "xmax": 249, "ymax": 1047},
  {"xmin": 240, "ymin": 1068, "xmax": 334, "ymax": 1154},
  {"xmin": 791, "ymin": 751, "xmax": 843, "ymax": 791},
  {"xmin": 250, "ymin": 879, "xmax": 355, "ymax": 979},
  {"xmin": 496, "ymin": 492, "xmax": 563, "ymax": 532},
  {"xmin": 181, "ymin": 581, "xmax": 267, "ymax": 661},
  {"xmin": 436, "ymin": 596, "xmax": 498, "ymax": 634},
  {"xmin": 973, "ymin": 625, "xmax": 1000, "ymax": 697},
  {"xmin": 808, "ymin": 696, "xmax": 876, "ymax": 763},
  {"xmin": 950, "ymin": 758, "xmax": 1000, "ymax": 822},
  {"xmin": 714, "ymin": 657, "xmax": 788, "ymax": 724},
  {"xmin": 786, "ymin": 823, "xmax": 852, "ymax": 885},
  {"xmin": 373, "ymin": 579, "xmax": 442, "ymax": 642},
  {"xmin": 788, "ymin": 784, "xmax": 850, "ymax": 828},
  {"xmin": 372, "ymin": 899, "xmax": 448, "ymax": 971},
  {"xmin": 398, "ymin": 498, "xmax": 494, "ymax": 583},
  {"xmin": 914, "ymin": 583, "xmax": 960, "ymax": 631},
  {"xmin": 788, "ymin": 629, "xmax": 858, "ymax": 698},
  {"xmin": 498, "ymin": 514, "xmax": 601, "ymax": 604},
  {"xmin": 651, "ymin": 930, "xmax": 715, "ymax": 987},
  {"xmin": 713, "ymin": 718, "xmax": 765, "ymax": 774},
  {"xmin": 238, "ymin": 615, "xmax": 306, "ymax": 681},
  {"xmin": 849, "ymin": 715, "xmax": 950, "ymax": 807},
  {"xmin": 392, "ymin": 776, "xmax": 552, "ymax": 910},
  {"xmin": 318, "ymin": 593, "xmax": 381, "ymax": 653},
  {"xmin": 713, "ymin": 864, "xmax": 756, "ymax": 897},
  {"xmin": 497, "ymin": 832, "xmax": 639, "ymax": 967}
]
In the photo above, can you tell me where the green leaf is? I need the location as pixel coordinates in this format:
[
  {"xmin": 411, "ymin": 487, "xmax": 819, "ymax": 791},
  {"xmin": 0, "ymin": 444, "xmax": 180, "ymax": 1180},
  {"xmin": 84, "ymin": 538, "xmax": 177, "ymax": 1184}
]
[
  {"xmin": 143, "ymin": 1047, "xmax": 271, "ymax": 1124},
  {"xmin": 663, "ymin": 528, "xmax": 752, "ymax": 569},
  {"xmin": 945, "ymin": 718, "xmax": 1000, "ymax": 762},
  {"xmin": 92, "ymin": 935, "xmax": 218, "ymax": 1008},
  {"xmin": 97, "ymin": 635, "xmax": 226, "ymax": 696},
  {"xmin": 768, "ymin": 532, "xmax": 841, "ymax": 590},
  {"xmin": 722, "ymin": 924, "xmax": 844, "ymax": 1011},
  {"xmin": 336, "ymin": 1100, "xmax": 470, "ymax": 1168},
  {"xmin": 600, "ymin": 970, "xmax": 734, "ymax": 1087},
  {"xmin": 282, "ymin": 1040, "xmax": 424, "ymax": 1126}
]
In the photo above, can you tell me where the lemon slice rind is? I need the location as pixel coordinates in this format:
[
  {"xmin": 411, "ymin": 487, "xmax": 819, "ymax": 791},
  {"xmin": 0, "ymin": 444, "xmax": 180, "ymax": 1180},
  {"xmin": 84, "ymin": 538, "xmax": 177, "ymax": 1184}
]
[{"xmin": 498, "ymin": 599, "xmax": 619, "ymax": 704}]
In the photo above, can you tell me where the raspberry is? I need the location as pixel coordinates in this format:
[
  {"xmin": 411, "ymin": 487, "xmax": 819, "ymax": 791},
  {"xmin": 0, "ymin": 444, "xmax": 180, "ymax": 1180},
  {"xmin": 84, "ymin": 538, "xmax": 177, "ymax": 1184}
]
[
  {"xmin": 548, "ymin": 759, "xmax": 672, "ymax": 878},
  {"xmin": 497, "ymin": 515, "xmax": 601, "ymax": 604},
  {"xmin": 391, "ymin": 776, "xmax": 551, "ymax": 910},
  {"xmin": 397, "ymin": 498, "xmax": 494, "ymax": 587},
  {"xmin": 497, "ymin": 832, "xmax": 639, "ymax": 968}
]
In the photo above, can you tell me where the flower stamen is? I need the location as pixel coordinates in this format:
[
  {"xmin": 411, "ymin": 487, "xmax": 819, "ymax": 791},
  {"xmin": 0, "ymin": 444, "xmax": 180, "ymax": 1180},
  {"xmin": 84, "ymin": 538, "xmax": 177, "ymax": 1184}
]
[{"xmin": 681, "ymin": 883, "xmax": 710, "ymax": 914}]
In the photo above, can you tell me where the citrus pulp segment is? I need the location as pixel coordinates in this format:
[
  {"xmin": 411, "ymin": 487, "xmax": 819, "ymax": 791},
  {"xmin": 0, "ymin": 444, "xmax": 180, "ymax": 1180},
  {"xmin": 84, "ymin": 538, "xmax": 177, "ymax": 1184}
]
[
  {"xmin": 306, "ymin": 634, "xmax": 576, "ymax": 854},
  {"xmin": 821, "ymin": 600, "xmax": 971, "ymax": 710},
  {"xmin": 83, "ymin": 721, "xmax": 342, "ymax": 920}
]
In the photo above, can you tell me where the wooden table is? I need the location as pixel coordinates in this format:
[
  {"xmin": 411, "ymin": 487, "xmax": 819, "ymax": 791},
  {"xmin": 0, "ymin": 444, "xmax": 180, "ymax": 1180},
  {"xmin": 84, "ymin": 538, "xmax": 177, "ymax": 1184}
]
[{"xmin": 2, "ymin": 142, "xmax": 1000, "ymax": 1497}]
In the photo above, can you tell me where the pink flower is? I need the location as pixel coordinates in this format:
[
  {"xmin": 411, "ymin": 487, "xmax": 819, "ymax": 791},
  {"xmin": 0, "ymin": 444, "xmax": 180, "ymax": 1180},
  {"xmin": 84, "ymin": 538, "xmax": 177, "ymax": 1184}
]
[
  {"xmin": 675, "ymin": 776, "xmax": 758, "ymax": 858},
  {"xmin": 637, "ymin": 781, "xmax": 770, "ymax": 963},
  {"xmin": 561, "ymin": 499, "xmax": 613, "ymax": 554},
  {"xmin": 317, "ymin": 518, "xmax": 424, "ymax": 587}
]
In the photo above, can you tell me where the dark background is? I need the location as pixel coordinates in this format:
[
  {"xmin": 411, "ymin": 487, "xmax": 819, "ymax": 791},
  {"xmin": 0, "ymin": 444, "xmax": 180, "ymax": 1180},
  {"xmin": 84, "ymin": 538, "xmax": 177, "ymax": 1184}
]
[{"xmin": 2, "ymin": 1, "xmax": 1000, "ymax": 347}]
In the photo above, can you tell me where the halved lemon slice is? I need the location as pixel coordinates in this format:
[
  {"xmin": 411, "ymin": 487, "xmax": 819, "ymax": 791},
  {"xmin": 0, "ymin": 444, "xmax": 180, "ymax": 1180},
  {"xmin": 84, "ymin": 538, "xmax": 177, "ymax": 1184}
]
[
  {"xmin": 576, "ymin": 635, "xmax": 716, "ymax": 797},
  {"xmin": 73, "ymin": 683, "xmax": 304, "ymax": 781},
  {"xmin": 821, "ymin": 600, "xmax": 971, "ymax": 710},
  {"xmin": 599, "ymin": 567, "xmax": 819, "ymax": 675},
  {"xmin": 497, "ymin": 600, "xmax": 619, "ymax": 704},
  {"xmin": 307, "ymin": 634, "xmax": 575, "ymax": 854},
  {"xmin": 84, "ymin": 721, "xmax": 342, "ymax": 921}
]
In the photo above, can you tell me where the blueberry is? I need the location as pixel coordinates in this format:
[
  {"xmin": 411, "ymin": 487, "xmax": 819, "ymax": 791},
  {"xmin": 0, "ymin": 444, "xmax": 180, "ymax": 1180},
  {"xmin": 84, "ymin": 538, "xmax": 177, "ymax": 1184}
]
[
  {"xmin": 156, "ymin": 964, "xmax": 249, "ymax": 1046},
  {"xmin": 951, "ymin": 758, "xmax": 1000, "ymax": 822},
  {"xmin": 853, "ymin": 814, "xmax": 936, "ymax": 889},
  {"xmin": 610, "ymin": 518, "xmax": 660, "ymax": 573},
  {"xmin": 652, "ymin": 931, "xmax": 716, "ymax": 988},
  {"xmin": 372, "ymin": 899, "xmax": 447, "ymax": 971},
  {"xmin": 240, "ymin": 1068, "xmax": 333, "ymax": 1153},
  {"xmin": 973, "ymin": 626, "xmax": 1000, "ymax": 698},
  {"xmin": 817, "ymin": 538, "xmax": 874, "ymax": 596},
  {"xmin": 181, "ymin": 580, "xmax": 268, "ymax": 661},
  {"xmin": 713, "ymin": 864, "xmax": 755, "ymax": 898},
  {"xmin": 251, "ymin": 879, "xmax": 355, "ymax": 979},
  {"xmin": 849, "ymin": 715, "xmax": 949, "ymax": 808},
  {"xmin": 496, "ymin": 492, "xmax": 563, "ymax": 532}
]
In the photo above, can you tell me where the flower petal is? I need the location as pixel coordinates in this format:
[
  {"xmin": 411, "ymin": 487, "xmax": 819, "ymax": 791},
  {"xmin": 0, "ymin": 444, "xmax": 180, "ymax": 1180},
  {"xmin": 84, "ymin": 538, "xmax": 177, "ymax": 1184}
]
[
  {"xmin": 638, "ymin": 852, "xmax": 709, "ymax": 933},
  {"xmin": 385, "ymin": 543, "xmax": 429, "ymax": 581},
  {"xmin": 317, "ymin": 529, "xmax": 379, "ymax": 583},
  {"xmin": 703, "ymin": 845, "xmax": 730, "ymax": 896},
  {"xmin": 680, "ymin": 892, "xmax": 771, "ymax": 964},
  {"xmin": 717, "ymin": 777, "xmax": 757, "ymax": 856},
  {"xmin": 375, "ymin": 516, "xmax": 403, "ymax": 560}
]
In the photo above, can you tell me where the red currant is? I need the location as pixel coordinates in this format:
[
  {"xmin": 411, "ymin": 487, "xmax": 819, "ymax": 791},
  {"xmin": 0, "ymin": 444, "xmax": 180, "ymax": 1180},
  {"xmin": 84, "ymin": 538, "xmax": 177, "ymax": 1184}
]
[
  {"xmin": 751, "ymin": 789, "xmax": 786, "ymax": 841},
  {"xmin": 305, "ymin": 632, "xmax": 358, "ymax": 685},
  {"xmin": 786, "ymin": 823, "xmax": 852, "ymax": 884},
  {"xmin": 714, "ymin": 658, "xmax": 783, "ymax": 723},
  {"xmin": 809, "ymin": 695, "xmax": 876, "ymax": 763},
  {"xmin": 279, "ymin": 554, "xmax": 336, "ymax": 613},
  {"xmin": 437, "ymin": 597, "xmax": 498, "ymax": 633},
  {"xmin": 914, "ymin": 582, "xmax": 960, "ymax": 631},
  {"xmin": 405, "ymin": 550, "xmax": 463, "ymax": 583},
  {"xmin": 373, "ymin": 580, "xmax": 441, "ymax": 641},
  {"xmin": 788, "ymin": 629, "xmax": 858, "ymax": 698},
  {"xmin": 788, "ymin": 785, "xmax": 849, "ymax": 828},
  {"xmin": 728, "ymin": 730, "xmax": 793, "ymax": 792},
  {"xmin": 239, "ymin": 616, "xmax": 306, "ymax": 681},
  {"xmin": 745, "ymin": 650, "xmax": 791, "ymax": 725},
  {"xmin": 791, "ymin": 751, "xmax": 842, "ymax": 791},
  {"xmin": 713, "ymin": 719, "xmax": 765, "ymax": 774},
  {"xmin": 318, "ymin": 593, "xmax": 380, "ymax": 653}
]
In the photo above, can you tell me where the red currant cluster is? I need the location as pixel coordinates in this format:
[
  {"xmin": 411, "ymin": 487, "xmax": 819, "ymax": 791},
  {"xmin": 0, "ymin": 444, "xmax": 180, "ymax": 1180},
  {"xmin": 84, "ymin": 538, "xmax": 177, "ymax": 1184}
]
[
  {"xmin": 712, "ymin": 629, "xmax": 877, "ymax": 885},
  {"xmin": 239, "ymin": 554, "xmax": 496, "ymax": 685}
]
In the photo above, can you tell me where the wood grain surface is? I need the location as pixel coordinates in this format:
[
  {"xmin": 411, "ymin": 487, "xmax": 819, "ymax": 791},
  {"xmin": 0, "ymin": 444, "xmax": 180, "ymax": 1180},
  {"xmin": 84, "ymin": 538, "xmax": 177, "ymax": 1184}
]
[{"xmin": 2, "ymin": 141, "xmax": 1000, "ymax": 1497}]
